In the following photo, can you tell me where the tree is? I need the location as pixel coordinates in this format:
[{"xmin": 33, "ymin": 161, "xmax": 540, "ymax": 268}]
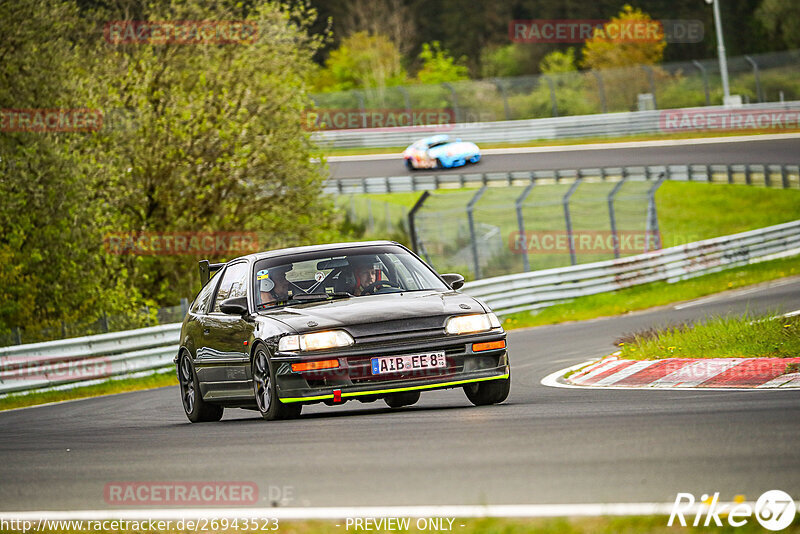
[
  {"xmin": 415, "ymin": 42, "xmax": 469, "ymax": 84},
  {"xmin": 317, "ymin": 31, "xmax": 407, "ymax": 92},
  {"xmin": 756, "ymin": 0, "xmax": 800, "ymax": 49},
  {"xmin": 0, "ymin": 0, "xmax": 339, "ymax": 336},
  {"xmin": 336, "ymin": 0, "xmax": 416, "ymax": 56},
  {"xmin": 0, "ymin": 0, "xmax": 144, "ymax": 337},
  {"xmin": 92, "ymin": 1, "xmax": 336, "ymax": 304},
  {"xmin": 580, "ymin": 5, "xmax": 667, "ymax": 70}
]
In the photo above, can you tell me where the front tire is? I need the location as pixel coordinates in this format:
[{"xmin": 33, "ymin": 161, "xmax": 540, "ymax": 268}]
[
  {"xmin": 178, "ymin": 353, "xmax": 224, "ymax": 423},
  {"xmin": 464, "ymin": 374, "xmax": 510, "ymax": 406},
  {"xmin": 436, "ymin": 157, "xmax": 446, "ymax": 169},
  {"xmin": 253, "ymin": 346, "xmax": 302, "ymax": 421},
  {"xmin": 384, "ymin": 390, "xmax": 420, "ymax": 408}
]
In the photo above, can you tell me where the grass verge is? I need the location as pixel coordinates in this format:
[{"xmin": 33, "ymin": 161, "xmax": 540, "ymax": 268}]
[
  {"xmin": 500, "ymin": 255, "xmax": 800, "ymax": 330},
  {"xmin": 319, "ymin": 130, "xmax": 800, "ymax": 156},
  {"xmin": 615, "ymin": 313, "xmax": 800, "ymax": 360},
  {"xmin": 0, "ymin": 370, "xmax": 177, "ymax": 412},
  {"xmin": 8, "ymin": 515, "xmax": 800, "ymax": 533}
]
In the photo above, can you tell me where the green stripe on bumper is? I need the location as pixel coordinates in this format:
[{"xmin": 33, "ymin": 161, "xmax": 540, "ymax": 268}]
[{"xmin": 278, "ymin": 373, "xmax": 510, "ymax": 404}]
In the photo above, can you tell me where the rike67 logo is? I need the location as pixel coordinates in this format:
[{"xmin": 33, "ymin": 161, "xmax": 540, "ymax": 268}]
[{"xmin": 669, "ymin": 490, "xmax": 796, "ymax": 531}]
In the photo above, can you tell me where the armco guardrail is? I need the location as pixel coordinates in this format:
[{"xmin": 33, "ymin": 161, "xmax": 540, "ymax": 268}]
[
  {"xmin": 0, "ymin": 323, "xmax": 180, "ymax": 395},
  {"xmin": 313, "ymin": 100, "xmax": 800, "ymax": 149},
  {"xmin": 323, "ymin": 162, "xmax": 800, "ymax": 195},
  {"xmin": 462, "ymin": 220, "xmax": 800, "ymax": 315},
  {"xmin": 2, "ymin": 220, "xmax": 798, "ymax": 396}
]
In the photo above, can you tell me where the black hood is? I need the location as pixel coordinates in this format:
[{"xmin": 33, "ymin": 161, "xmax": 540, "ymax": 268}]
[{"xmin": 260, "ymin": 290, "xmax": 487, "ymax": 336}]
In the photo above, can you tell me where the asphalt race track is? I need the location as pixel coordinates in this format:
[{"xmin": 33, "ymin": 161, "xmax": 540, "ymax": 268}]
[
  {"xmin": 327, "ymin": 135, "xmax": 800, "ymax": 179},
  {"xmin": 1, "ymin": 277, "xmax": 798, "ymax": 512}
]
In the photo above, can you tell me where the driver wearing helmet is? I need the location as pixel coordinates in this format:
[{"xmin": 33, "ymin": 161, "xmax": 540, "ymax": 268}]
[
  {"xmin": 258, "ymin": 265, "xmax": 293, "ymax": 306},
  {"xmin": 349, "ymin": 256, "xmax": 382, "ymax": 296}
]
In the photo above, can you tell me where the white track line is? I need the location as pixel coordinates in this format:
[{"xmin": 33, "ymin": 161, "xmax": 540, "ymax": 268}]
[
  {"xmin": 325, "ymin": 132, "xmax": 800, "ymax": 162},
  {"xmin": 0, "ymin": 502, "xmax": 758, "ymax": 520},
  {"xmin": 540, "ymin": 360, "xmax": 799, "ymax": 392}
]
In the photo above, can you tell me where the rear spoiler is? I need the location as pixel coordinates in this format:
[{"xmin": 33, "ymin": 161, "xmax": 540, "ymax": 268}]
[{"xmin": 199, "ymin": 260, "xmax": 225, "ymax": 287}]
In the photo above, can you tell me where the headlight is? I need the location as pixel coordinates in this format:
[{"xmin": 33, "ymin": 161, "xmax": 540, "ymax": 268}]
[
  {"xmin": 445, "ymin": 313, "xmax": 501, "ymax": 335},
  {"xmin": 278, "ymin": 330, "xmax": 354, "ymax": 352}
]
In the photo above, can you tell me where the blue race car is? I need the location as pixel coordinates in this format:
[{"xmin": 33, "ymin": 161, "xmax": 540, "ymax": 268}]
[{"xmin": 403, "ymin": 134, "xmax": 481, "ymax": 170}]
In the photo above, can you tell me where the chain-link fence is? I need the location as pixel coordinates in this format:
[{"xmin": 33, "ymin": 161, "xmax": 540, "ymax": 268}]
[
  {"xmin": 335, "ymin": 195, "xmax": 411, "ymax": 237},
  {"xmin": 412, "ymin": 171, "xmax": 662, "ymax": 281},
  {"xmin": 311, "ymin": 50, "xmax": 800, "ymax": 124}
]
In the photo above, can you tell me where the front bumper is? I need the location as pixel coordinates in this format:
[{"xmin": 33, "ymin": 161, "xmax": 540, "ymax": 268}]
[{"xmin": 273, "ymin": 332, "xmax": 509, "ymax": 404}]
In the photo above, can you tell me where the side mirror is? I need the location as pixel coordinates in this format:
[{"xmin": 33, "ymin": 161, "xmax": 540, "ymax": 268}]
[
  {"xmin": 220, "ymin": 296, "xmax": 249, "ymax": 315},
  {"xmin": 441, "ymin": 273, "xmax": 465, "ymax": 290}
]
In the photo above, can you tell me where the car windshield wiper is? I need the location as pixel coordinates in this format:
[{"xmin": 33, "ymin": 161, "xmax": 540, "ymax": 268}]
[{"xmin": 291, "ymin": 292, "xmax": 353, "ymax": 302}]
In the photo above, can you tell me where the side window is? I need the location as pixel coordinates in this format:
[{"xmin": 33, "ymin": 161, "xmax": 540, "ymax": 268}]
[
  {"xmin": 388, "ymin": 255, "xmax": 419, "ymax": 290},
  {"xmin": 212, "ymin": 262, "xmax": 249, "ymax": 313},
  {"xmin": 190, "ymin": 277, "xmax": 217, "ymax": 314}
]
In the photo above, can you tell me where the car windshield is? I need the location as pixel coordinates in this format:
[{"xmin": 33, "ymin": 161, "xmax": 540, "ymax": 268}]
[{"xmin": 253, "ymin": 246, "xmax": 449, "ymax": 310}]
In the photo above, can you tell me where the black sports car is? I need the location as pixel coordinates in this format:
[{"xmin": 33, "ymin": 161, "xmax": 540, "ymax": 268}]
[{"xmin": 175, "ymin": 241, "xmax": 510, "ymax": 422}]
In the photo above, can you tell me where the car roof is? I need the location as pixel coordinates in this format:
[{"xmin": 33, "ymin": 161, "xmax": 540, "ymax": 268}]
[
  {"xmin": 233, "ymin": 240, "xmax": 403, "ymax": 264},
  {"xmin": 418, "ymin": 134, "xmax": 450, "ymax": 145}
]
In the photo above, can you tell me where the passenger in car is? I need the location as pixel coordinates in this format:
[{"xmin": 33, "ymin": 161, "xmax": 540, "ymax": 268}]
[{"xmin": 259, "ymin": 265, "xmax": 293, "ymax": 305}]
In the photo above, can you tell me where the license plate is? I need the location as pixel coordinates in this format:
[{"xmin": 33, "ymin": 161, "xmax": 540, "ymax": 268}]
[{"xmin": 371, "ymin": 352, "xmax": 446, "ymax": 375}]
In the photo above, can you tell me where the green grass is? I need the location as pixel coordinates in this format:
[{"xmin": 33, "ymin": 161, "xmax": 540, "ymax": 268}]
[
  {"xmin": 657, "ymin": 181, "xmax": 800, "ymax": 248},
  {"xmin": 319, "ymin": 129, "xmax": 800, "ymax": 156},
  {"xmin": 0, "ymin": 370, "xmax": 177, "ymax": 412},
  {"xmin": 11, "ymin": 515, "xmax": 800, "ymax": 533},
  {"xmin": 500, "ymin": 255, "xmax": 800, "ymax": 330},
  {"xmin": 616, "ymin": 313, "xmax": 800, "ymax": 360}
]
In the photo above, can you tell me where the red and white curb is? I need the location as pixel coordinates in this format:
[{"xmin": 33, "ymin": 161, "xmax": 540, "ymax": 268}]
[{"xmin": 542, "ymin": 356, "xmax": 800, "ymax": 390}]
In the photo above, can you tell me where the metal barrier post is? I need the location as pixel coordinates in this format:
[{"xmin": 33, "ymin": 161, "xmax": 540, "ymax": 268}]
[
  {"xmin": 591, "ymin": 71, "xmax": 607, "ymax": 113},
  {"xmin": 643, "ymin": 66, "xmax": 658, "ymax": 109},
  {"xmin": 441, "ymin": 82, "xmax": 461, "ymax": 123},
  {"xmin": 398, "ymin": 86, "xmax": 412, "ymax": 115},
  {"xmin": 692, "ymin": 60, "xmax": 711, "ymax": 106},
  {"xmin": 355, "ymin": 91, "xmax": 366, "ymax": 118},
  {"xmin": 563, "ymin": 178, "xmax": 583, "ymax": 265},
  {"xmin": 607, "ymin": 172, "xmax": 628, "ymax": 259},
  {"xmin": 492, "ymin": 78, "xmax": 511, "ymax": 120},
  {"xmin": 744, "ymin": 55, "xmax": 764, "ymax": 103},
  {"xmin": 407, "ymin": 191, "xmax": 430, "ymax": 255},
  {"xmin": 544, "ymin": 76, "xmax": 558, "ymax": 117},
  {"xmin": 515, "ymin": 183, "xmax": 536, "ymax": 271},
  {"xmin": 467, "ymin": 186, "xmax": 488, "ymax": 279},
  {"xmin": 645, "ymin": 173, "xmax": 666, "ymax": 252}
]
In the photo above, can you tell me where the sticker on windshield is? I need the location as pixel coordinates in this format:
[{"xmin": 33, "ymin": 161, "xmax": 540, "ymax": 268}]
[
  {"xmin": 315, "ymin": 271, "xmax": 325, "ymax": 282},
  {"xmin": 256, "ymin": 269, "xmax": 270, "ymax": 280}
]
